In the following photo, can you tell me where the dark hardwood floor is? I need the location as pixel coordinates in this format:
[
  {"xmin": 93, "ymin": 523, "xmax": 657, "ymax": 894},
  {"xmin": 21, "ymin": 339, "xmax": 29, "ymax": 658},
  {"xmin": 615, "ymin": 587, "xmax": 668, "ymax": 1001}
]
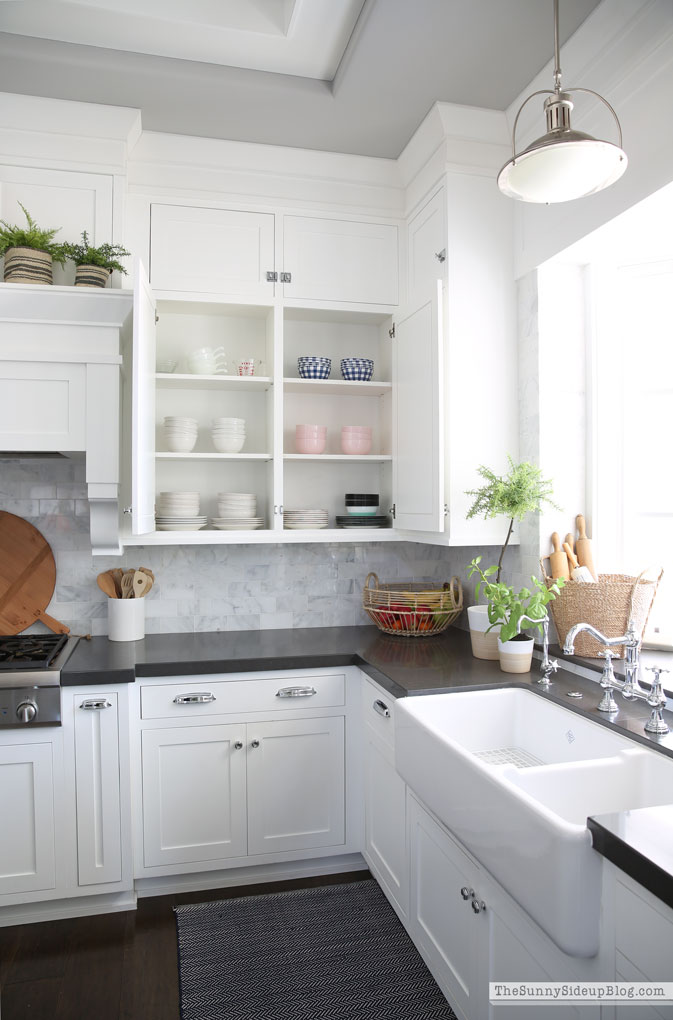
[{"xmin": 0, "ymin": 871, "xmax": 370, "ymax": 1019}]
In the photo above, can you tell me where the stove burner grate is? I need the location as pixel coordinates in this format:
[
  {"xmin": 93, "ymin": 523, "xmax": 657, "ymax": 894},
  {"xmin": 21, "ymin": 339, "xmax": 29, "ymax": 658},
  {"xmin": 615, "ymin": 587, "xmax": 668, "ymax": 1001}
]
[{"xmin": 0, "ymin": 634, "xmax": 69, "ymax": 669}]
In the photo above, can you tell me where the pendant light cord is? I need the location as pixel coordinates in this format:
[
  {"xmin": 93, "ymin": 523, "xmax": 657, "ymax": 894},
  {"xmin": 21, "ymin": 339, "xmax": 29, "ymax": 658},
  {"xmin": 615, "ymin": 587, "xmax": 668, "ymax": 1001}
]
[{"xmin": 553, "ymin": 0, "xmax": 562, "ymax": 92}]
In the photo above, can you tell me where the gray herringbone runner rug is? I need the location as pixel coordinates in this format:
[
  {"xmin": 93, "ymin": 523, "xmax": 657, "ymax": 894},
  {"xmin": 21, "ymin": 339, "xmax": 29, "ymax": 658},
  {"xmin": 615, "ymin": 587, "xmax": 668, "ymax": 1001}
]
[{"xmin": 174, "ymin": 879, "xmax": 458, "ymax": 1019}]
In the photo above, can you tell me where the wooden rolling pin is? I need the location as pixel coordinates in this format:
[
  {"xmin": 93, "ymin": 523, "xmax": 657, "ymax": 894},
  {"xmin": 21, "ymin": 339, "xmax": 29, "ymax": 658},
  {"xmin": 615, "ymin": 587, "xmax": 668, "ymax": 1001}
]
[
  {"xmin": 563, "ymin": 542, "xmax": 594, "ymax": 582},
  {"xmin": 565, "ymin": 533, "xmax": 575, "ymax": 556},
  {"xmin": 549, "ymin": 533, "xmax": 570, "ymax": 580},
  {"xmin": 576, "ymin": 514, "xmax": 598, "ymax": 581}
]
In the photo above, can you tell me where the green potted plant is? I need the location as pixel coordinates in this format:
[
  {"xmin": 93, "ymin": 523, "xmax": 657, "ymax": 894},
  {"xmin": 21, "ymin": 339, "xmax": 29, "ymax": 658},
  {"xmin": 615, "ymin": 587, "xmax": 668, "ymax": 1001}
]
[
  {"xmin": 468, "ymin": 557, "xmax": 565, "ymax": 673},
  {"xmin": 0, "ymin": 203, "xmax": 67, "ymax": 285},
  {"xmin": 464, "ymin": 457, "xmax": 559, "ymax": 659},
  {"xmin": 63, "ymin": 231, "xmax": 131, "ymax": 288}
]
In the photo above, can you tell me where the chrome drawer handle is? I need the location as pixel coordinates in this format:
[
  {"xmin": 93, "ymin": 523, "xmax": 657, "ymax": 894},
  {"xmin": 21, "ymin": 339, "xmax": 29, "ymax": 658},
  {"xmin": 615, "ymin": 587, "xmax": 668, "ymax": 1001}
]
[
  {"xmin": 80, "ymin": 699, "xmax": 112, "ymax": 711},
  {"xmin": 276, "ymin": 686, "xmax": 317, "ymax": 698},
  {"xmin": 373, "ymin": 699, "xmax": 391, "ymax": 719},
  {"xmin": 173, "ymin": 692, "xmax": 216, "ymax": 705}
]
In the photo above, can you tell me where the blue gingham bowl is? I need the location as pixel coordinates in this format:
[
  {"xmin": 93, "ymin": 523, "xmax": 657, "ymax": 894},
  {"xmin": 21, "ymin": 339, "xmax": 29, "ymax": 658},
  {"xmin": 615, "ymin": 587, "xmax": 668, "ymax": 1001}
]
[
  {"xmin": 341, "ymin": 357, "xmax": 374, "ymax": 382},
  {"xmin": 298, "ymin": 356, "xmax": 331, "ymax": 380}
]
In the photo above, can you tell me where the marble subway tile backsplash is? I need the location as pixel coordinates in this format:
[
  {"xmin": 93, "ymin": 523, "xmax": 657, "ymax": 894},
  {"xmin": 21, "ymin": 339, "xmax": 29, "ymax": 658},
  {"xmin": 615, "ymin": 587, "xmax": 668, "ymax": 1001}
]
[{"xmin": 1, "ymin": 456, "xmax": 497, "ymax": 637}]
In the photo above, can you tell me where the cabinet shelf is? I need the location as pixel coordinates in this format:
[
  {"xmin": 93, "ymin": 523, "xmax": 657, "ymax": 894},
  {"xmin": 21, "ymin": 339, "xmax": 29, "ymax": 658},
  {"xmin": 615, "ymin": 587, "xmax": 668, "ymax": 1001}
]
[
  {"xmin": 284, "ymin": 454, "xmax": 392, "ymax": 462},
  {"xmin": 156, "ymin": 452, "xmax": 273, "ymax": 461},
  {"xmin": 156, "ymin": 373, "xmax": 272, "ymax": 392},
  {"xmin": 283, "ymin": 378, "xmax": 391, "ymax": 397},
  {"xmin": 123, "ymin": 528, "xmax": 399, "ymax": 545}
]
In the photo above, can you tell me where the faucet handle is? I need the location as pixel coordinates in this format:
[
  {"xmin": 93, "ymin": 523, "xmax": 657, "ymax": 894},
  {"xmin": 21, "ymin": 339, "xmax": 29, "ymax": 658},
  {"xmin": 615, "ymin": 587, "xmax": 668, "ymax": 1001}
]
[
  {"xmin": 598, "ymin": 649, "xmax": 617, "ymax": 660},
  {"xmin": 646, "ymin": 666, "xmax": 669, "ymax": 705}
]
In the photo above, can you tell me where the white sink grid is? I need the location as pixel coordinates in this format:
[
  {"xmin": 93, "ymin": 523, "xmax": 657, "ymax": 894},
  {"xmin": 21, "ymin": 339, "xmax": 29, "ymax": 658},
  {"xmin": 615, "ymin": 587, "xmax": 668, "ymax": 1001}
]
[{"xmin": 395, "ymin": 687, "xmax": 673, "ymax": 957}]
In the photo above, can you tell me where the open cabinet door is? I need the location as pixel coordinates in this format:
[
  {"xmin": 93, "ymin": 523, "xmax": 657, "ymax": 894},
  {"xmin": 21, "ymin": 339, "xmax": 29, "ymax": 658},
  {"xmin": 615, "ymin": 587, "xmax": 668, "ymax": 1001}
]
[
  {"xmin": 131, "ymin": 259, "xmax": 156, "ymax": 535},
  {"xmin": 392, "ymin": 281, "xmax": 444, "ymax": 533}
]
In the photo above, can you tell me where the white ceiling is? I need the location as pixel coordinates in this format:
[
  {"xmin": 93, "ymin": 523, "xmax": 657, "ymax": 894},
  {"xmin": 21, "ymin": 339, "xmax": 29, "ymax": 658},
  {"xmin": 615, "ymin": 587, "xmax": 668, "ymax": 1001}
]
[{"xmin": 0, "ymin": 0, "xmax": 604, "ymax": 158}]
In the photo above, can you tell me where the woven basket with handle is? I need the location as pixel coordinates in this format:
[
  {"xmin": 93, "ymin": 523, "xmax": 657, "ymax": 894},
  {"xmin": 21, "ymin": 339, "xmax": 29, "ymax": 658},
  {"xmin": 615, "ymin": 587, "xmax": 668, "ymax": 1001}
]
[
  {"xmin": 541, "ymin": 561, "xmax": 662, "ymax": 657},
  {"xmin": 363, "ymin": 572, "xmax": 463, "ymax": 637}
]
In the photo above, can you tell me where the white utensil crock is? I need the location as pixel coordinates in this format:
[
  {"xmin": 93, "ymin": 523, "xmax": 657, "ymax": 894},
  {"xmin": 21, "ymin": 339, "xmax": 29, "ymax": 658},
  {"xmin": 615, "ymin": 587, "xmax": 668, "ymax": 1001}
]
[{"xmin": 108, "ymin": 598, "xmax": 145, "ymax": 642}]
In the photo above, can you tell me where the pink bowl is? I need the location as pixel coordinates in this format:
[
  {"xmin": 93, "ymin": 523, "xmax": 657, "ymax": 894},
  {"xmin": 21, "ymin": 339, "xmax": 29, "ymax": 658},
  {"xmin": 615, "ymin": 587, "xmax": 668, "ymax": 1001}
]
[
  {"xmin": 341, "ymin": 435, "xmax": 372, "ymax": 455},
  {"xmin": 341, "ymin": 427, "xmax": 372, "ymax": 435},
  {"xmin": 296, "ymin": 424, "xmax": 326, "ymax": 432},
  {"xmin": 296, "ymin": 434, "xmax": 327, "ymax": 454}
]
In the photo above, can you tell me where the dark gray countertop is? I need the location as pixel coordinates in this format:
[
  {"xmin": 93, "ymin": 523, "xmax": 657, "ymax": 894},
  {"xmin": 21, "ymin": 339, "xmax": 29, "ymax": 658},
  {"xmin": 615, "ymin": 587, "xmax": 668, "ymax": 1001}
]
[{"xmin": 63, "ymin": 624, "xmax": 673, "ymax": 907}]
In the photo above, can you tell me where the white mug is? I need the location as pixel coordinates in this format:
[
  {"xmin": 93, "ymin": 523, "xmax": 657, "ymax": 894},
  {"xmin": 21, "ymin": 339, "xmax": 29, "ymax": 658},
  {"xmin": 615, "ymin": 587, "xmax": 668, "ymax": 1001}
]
[{"xmin": 188, "ymin": 346, "xmax": 227, "ymax": 375}]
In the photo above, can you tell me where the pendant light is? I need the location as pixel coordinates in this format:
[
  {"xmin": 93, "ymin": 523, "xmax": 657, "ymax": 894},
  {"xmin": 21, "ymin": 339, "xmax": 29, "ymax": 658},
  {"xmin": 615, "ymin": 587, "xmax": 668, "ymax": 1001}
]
[{"xmin": 497, "ymin": 0, "xmax": 627, "ymax": 203}]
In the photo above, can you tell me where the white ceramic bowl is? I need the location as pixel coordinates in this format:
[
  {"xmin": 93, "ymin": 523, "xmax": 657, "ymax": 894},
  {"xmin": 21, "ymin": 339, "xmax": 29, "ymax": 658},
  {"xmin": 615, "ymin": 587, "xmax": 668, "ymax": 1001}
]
[{"xmin": 213, "ymin": 436, "xmax": 246, "ymax": 453}]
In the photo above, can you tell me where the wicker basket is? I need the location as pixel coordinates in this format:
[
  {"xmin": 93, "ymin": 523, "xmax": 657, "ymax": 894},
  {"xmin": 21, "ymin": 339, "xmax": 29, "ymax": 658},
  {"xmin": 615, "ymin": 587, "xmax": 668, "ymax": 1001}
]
[
  {"xmin": 541, "ymin": 562, "xmax": 662, "ymax": 657},
  {"xmin": 363, "ymin": 572, "xmax": 463, "ymax": 637}
]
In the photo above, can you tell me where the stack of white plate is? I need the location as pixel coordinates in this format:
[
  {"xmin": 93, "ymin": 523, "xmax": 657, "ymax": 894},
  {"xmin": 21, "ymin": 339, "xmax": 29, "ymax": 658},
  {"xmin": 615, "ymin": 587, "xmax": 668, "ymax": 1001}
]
[
  {"xmin": 211, "ymin": 491, "xmax": 264, "ymax": 530},
  {"xmin": 155, "ymin": 491, "xmax": 207, "ymax": 531},
  {"xmin": 211, "ymin": 417, "xmax": 246, "ymax": 454},
  {"xmin": 283, "ymin": 509, "xmax": 329, "ymax": 530},
  {"xmin": 163, "ymin": 416, "xmax": 198, "ymax": 453}
]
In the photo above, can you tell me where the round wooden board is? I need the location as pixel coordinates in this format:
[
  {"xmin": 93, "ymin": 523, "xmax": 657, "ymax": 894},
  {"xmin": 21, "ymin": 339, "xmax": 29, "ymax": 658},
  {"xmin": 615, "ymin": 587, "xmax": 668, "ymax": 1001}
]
[{"xmin": 0, "ymin": 511, "xmax": 68, "ymax": 634}]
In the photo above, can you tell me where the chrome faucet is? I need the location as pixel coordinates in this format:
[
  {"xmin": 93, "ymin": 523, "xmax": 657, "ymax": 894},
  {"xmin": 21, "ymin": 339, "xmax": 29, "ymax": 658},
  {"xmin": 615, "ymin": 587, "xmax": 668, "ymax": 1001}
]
[
  {"xmin": 517, "ymin": 613, "xmax": 557, "ymax": 687},
  {"xmin": 563, "ymin": 618, "xmax": 670, "ymax": 735}
]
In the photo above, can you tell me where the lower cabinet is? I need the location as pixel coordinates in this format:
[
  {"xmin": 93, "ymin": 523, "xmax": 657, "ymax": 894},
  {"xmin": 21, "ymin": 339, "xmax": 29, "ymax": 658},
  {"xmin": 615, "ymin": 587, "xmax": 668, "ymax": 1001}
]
[
  {"xmin": 408, "ymin": 793, "xmax": 600, "ymax": 1020},
  {"xmin": 140, "ymin": 713, "xmax": 345, "ymax": 870},
  {"xmin": 612, "ymin": 869, "xmax": 673, "ymax": 1020},
  {"xmin": 0, "ymin": 735, "xmax": 57, "ymax": 897}
]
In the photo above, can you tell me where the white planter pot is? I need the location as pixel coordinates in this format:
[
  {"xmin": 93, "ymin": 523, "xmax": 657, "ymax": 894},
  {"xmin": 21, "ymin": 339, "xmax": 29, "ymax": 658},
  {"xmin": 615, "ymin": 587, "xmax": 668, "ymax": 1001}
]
[
  {"xmin": 497, "ymin": 636, "xmax": 534, "ymax": 674},
  {"xmin": 467, "ymin": 604, "xmax": 500, "ymax": 660}
]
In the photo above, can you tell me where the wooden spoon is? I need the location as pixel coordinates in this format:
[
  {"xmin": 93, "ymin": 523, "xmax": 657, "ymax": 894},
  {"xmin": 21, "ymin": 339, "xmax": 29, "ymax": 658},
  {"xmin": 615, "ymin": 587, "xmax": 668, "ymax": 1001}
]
[
  {"xmin": 96, "ymin": 571, "xmax": 118, "ymax": 599},
  {"xmin": 121, "ymin": 570, "xmax": 136, "ymax": 599},
  {"xmin": 110, "ymin": 568, "xmax": 124, "ymax": 598},
  {"xmin": 133, "ymin": 570, "xmax": 152, "ymax": 598},
  {"xmin": 139, "ymin": 566, "xmax": 155, "ymax": 583}
]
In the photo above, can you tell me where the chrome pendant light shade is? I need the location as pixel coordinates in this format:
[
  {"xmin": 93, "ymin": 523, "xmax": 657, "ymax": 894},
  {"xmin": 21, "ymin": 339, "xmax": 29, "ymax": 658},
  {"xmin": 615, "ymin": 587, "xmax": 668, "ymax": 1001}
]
[{"xmin": 498, "ymin": 0, "xmax": 627, "ymax": 203}]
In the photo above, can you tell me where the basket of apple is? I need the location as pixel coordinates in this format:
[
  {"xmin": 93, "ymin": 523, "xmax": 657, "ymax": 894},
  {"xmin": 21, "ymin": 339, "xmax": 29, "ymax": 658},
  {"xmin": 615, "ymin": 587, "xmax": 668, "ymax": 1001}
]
[{"xmin": 362, "ymin": 572, "xmax": 463, "ymax": 637}]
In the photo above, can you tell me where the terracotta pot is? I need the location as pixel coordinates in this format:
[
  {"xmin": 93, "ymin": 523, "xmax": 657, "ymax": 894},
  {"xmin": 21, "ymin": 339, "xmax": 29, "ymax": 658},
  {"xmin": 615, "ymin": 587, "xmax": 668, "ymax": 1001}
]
[
  {"xmin": 497, "ymin": 635, "xmax": 534, "ymax": 674},
  {"xmin": 74, "ymin": 264, "xmax": 111, "ymax": 288},
  {"xmin": 467, "ymin": 604, "xmax": 500, "ymax": 660},
  {"xmin": 3, "ymin": 246, "xmax": 53, "ymax": 285}
]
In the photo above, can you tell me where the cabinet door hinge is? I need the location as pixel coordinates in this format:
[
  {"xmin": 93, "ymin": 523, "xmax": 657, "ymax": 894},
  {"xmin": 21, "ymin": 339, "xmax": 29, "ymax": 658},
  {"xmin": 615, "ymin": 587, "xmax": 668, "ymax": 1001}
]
[
  {"xmin": 390, "ymin": 503, "xmax": 396, "ymax": 519},
  {"xmin": 280, "ymin": 271, "xmax": 292, "ymax": 283},
  {"xmin": 444, "ymin": 504, "xmax": 449, "ymax": 517},
  {"xmin": 266, "ymin": 271, "xmax": 278, "ymax": 282},
  {"xmin": 434, "ymin": 249, "xmax": 446, "ymax": 263},
  {"xmin": 388, "ymin": 324, "xmax": 396, "ymax": 339}
]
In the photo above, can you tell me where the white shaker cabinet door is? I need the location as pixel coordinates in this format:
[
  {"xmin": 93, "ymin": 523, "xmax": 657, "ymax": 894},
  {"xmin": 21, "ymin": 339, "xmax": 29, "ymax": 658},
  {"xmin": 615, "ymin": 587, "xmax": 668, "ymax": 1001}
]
[
  {"xmin": 131, "ymin": 258, "xmax": 156, "ymax": 536},
  {"xmin": 0, "ymin": 361, "xmax": 86, "ymax": 452},
  {"xmin": 406, "ymin": 188, "xmax": 446, "ymax": 307},
  {"xmin": 149, "ymin": 204, "xmax": 275, "ymax": 299},
  {"xmin": 246, "ymin": 716, "xmax": 345, "ymax": 856},
  {"xmin": 72, "ymin": 693, "xmax": 122, "ymax": 886},
  {"xmin": 282, "ymin": 215, "xmax": 398, "ymax": 305},
  {"xmin": 141, "ymin": 724, "xmax": 247, "ymax": 868},
  {"xmin": 0, "ymin": 741, "xmax": 56, "ymax": 896},
  {"xmin": 363, "ymin": 732, "xmax": 408, "ymax": 920},
  {"xmin": 392, "ymin": 281, "xmax": 444, "ymax": 532}
]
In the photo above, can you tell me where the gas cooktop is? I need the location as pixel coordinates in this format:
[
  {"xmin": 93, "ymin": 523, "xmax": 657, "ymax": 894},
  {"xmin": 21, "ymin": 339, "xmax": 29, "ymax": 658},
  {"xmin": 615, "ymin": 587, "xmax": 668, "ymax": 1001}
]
[{"xmin": 0, "ymin": 633, "xmax": 69, "ymax": 670}]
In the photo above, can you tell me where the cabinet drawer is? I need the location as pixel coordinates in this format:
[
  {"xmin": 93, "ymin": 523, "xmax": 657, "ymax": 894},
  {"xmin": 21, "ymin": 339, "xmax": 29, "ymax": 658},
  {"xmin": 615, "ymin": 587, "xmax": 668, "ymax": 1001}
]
[
  {"xmin": 141, "ymin": 674, "xmax": 345, "ymax": 720},
  {"xmin": 361, "ymin": 677, "xmax": 396, "ymax": 748}
]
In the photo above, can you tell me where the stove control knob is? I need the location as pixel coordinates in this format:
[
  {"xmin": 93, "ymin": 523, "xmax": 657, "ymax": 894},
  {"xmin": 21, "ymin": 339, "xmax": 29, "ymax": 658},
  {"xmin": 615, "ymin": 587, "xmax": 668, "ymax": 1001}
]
[{"xmin": 16, "ymin": 700, "xmax": 38, "ymax": 724}]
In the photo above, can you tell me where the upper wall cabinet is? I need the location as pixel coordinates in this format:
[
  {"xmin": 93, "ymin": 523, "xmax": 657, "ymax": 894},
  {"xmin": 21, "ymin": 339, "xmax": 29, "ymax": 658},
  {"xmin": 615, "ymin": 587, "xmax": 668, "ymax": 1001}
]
[
  {"xmin": 406, "ymin": 188, "xmax": 446, "ymax": 307},
  {"xmin": 149, "ymin": 204, "xmax": 276, "ymax": 301},
  {"xmin": 282, "ymin": 215, "xmax": 398, "ymax": 306},
  {"xmin": 0, "ymin": 165, "xmax": 114, "ymax": 286}
]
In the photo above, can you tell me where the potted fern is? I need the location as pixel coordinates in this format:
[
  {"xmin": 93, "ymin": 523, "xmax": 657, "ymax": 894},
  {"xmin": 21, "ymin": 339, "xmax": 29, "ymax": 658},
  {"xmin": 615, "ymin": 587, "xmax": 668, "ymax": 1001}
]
[
  {"xmin": 0, "ymin": 203, "xmax": 67, "ymax": 285},
  {"xmin": 63, "ymin": 231, "xmax": 131, "ymax": 288},
  {"xmin": 464, "ymin": 457, "xmax": 558, "ymax": 659},
  {"xmin": 468, "ymin": 559, "xmax": 564, "ymax": 673}
]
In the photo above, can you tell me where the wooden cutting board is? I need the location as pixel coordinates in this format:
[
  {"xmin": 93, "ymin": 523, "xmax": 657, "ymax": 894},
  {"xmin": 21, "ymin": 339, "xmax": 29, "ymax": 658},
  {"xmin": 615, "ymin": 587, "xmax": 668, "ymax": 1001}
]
[{"xmin": 0, "ymin": 512, "xmax": 69, "ymax": 634}]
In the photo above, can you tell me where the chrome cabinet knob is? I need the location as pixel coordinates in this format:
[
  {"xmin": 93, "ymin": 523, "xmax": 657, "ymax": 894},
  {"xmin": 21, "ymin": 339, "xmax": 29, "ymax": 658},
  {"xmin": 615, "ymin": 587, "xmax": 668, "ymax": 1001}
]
[
  {"xmin": 460, "ymin": 886, "xmax": 472, "ymax": 901},
  {"xmin": 471, "ymin": 897, "xmax": 486, "ymax": 914},
  {"xmin": 234, "ymin": 741, "xmax": 243, "ymax": 750},
  {"xmin": 251, "ymin": 739, "xmax": 260, "ymax": 748},
  {"xmin": 16, "ymin": 700, "xmax": 38, "ymax": 723}
]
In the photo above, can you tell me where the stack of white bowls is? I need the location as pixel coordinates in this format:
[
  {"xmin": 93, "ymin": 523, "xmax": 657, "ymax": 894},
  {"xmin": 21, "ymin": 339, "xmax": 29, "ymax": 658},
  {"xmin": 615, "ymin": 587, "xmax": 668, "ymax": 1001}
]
[
  {"xmin": 163, "ymin": 416, "xmax": 198, "ymax": 453},
  {"xmin": 155, "ymin": 491, "xmax": 207, "ymax": 531},
  {"xmin": 211, "ymin": 417, "xmax": 246, "ymax": 453},
  {"xmin": 211, "ymin": 491, "xmax": 264, "ymax": 530},
  {"xmin": 283, "ymin": 508, "xmax": 329, "ymax": 530}
]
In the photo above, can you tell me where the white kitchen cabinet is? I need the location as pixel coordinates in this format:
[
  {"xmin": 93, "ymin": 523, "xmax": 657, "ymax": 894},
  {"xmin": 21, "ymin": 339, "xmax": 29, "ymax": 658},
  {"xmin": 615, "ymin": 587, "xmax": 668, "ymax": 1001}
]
[
  {"xmin": 0, "ymin": 360, "xmax": 86, "ymax": 451},
  {"xmin": 141, "ymin": 723, "xmax": 248, "ymax": 868},
  {"xmin": 392, "ymin": 282, "xmax": 444, "ymax": 532},
  {"xmin": 149, "ymin": 204, "xmax": 276, "ymax": 300},
  {"xmin": 282, "ymin": 215, "xmax": 398, "ymax": 306},
  {"xmin": 246, "ymin": 716, "xmax": 345, "ymax": 855},
  {"xmin": 406, "ymin": 187, "xmax": 446, "ymax": 307},
  {"xmin": 613, "ymin": 871, "xmax": 673, "ymax": 1020},
  {"xmin": 408, "ymin": 794, "xmax": 598, "ymax": 1020},
  {"xmin": 0, "ymin": 736, "xmax": 56, "ymax": 897},
  {"xmin": 362, "ymin": 680, "xmax": 408, "ymax": 920},
  {"xmin": 72, "ymin": 691, "xmax": 123, "ymax": 886}
]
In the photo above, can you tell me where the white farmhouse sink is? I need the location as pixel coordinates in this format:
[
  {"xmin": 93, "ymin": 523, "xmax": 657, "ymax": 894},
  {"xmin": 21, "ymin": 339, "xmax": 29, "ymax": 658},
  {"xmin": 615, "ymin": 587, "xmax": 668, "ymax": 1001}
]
[{"xmin": 395, "ymin": 687, "xmax": 673, "ymax": 958}]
